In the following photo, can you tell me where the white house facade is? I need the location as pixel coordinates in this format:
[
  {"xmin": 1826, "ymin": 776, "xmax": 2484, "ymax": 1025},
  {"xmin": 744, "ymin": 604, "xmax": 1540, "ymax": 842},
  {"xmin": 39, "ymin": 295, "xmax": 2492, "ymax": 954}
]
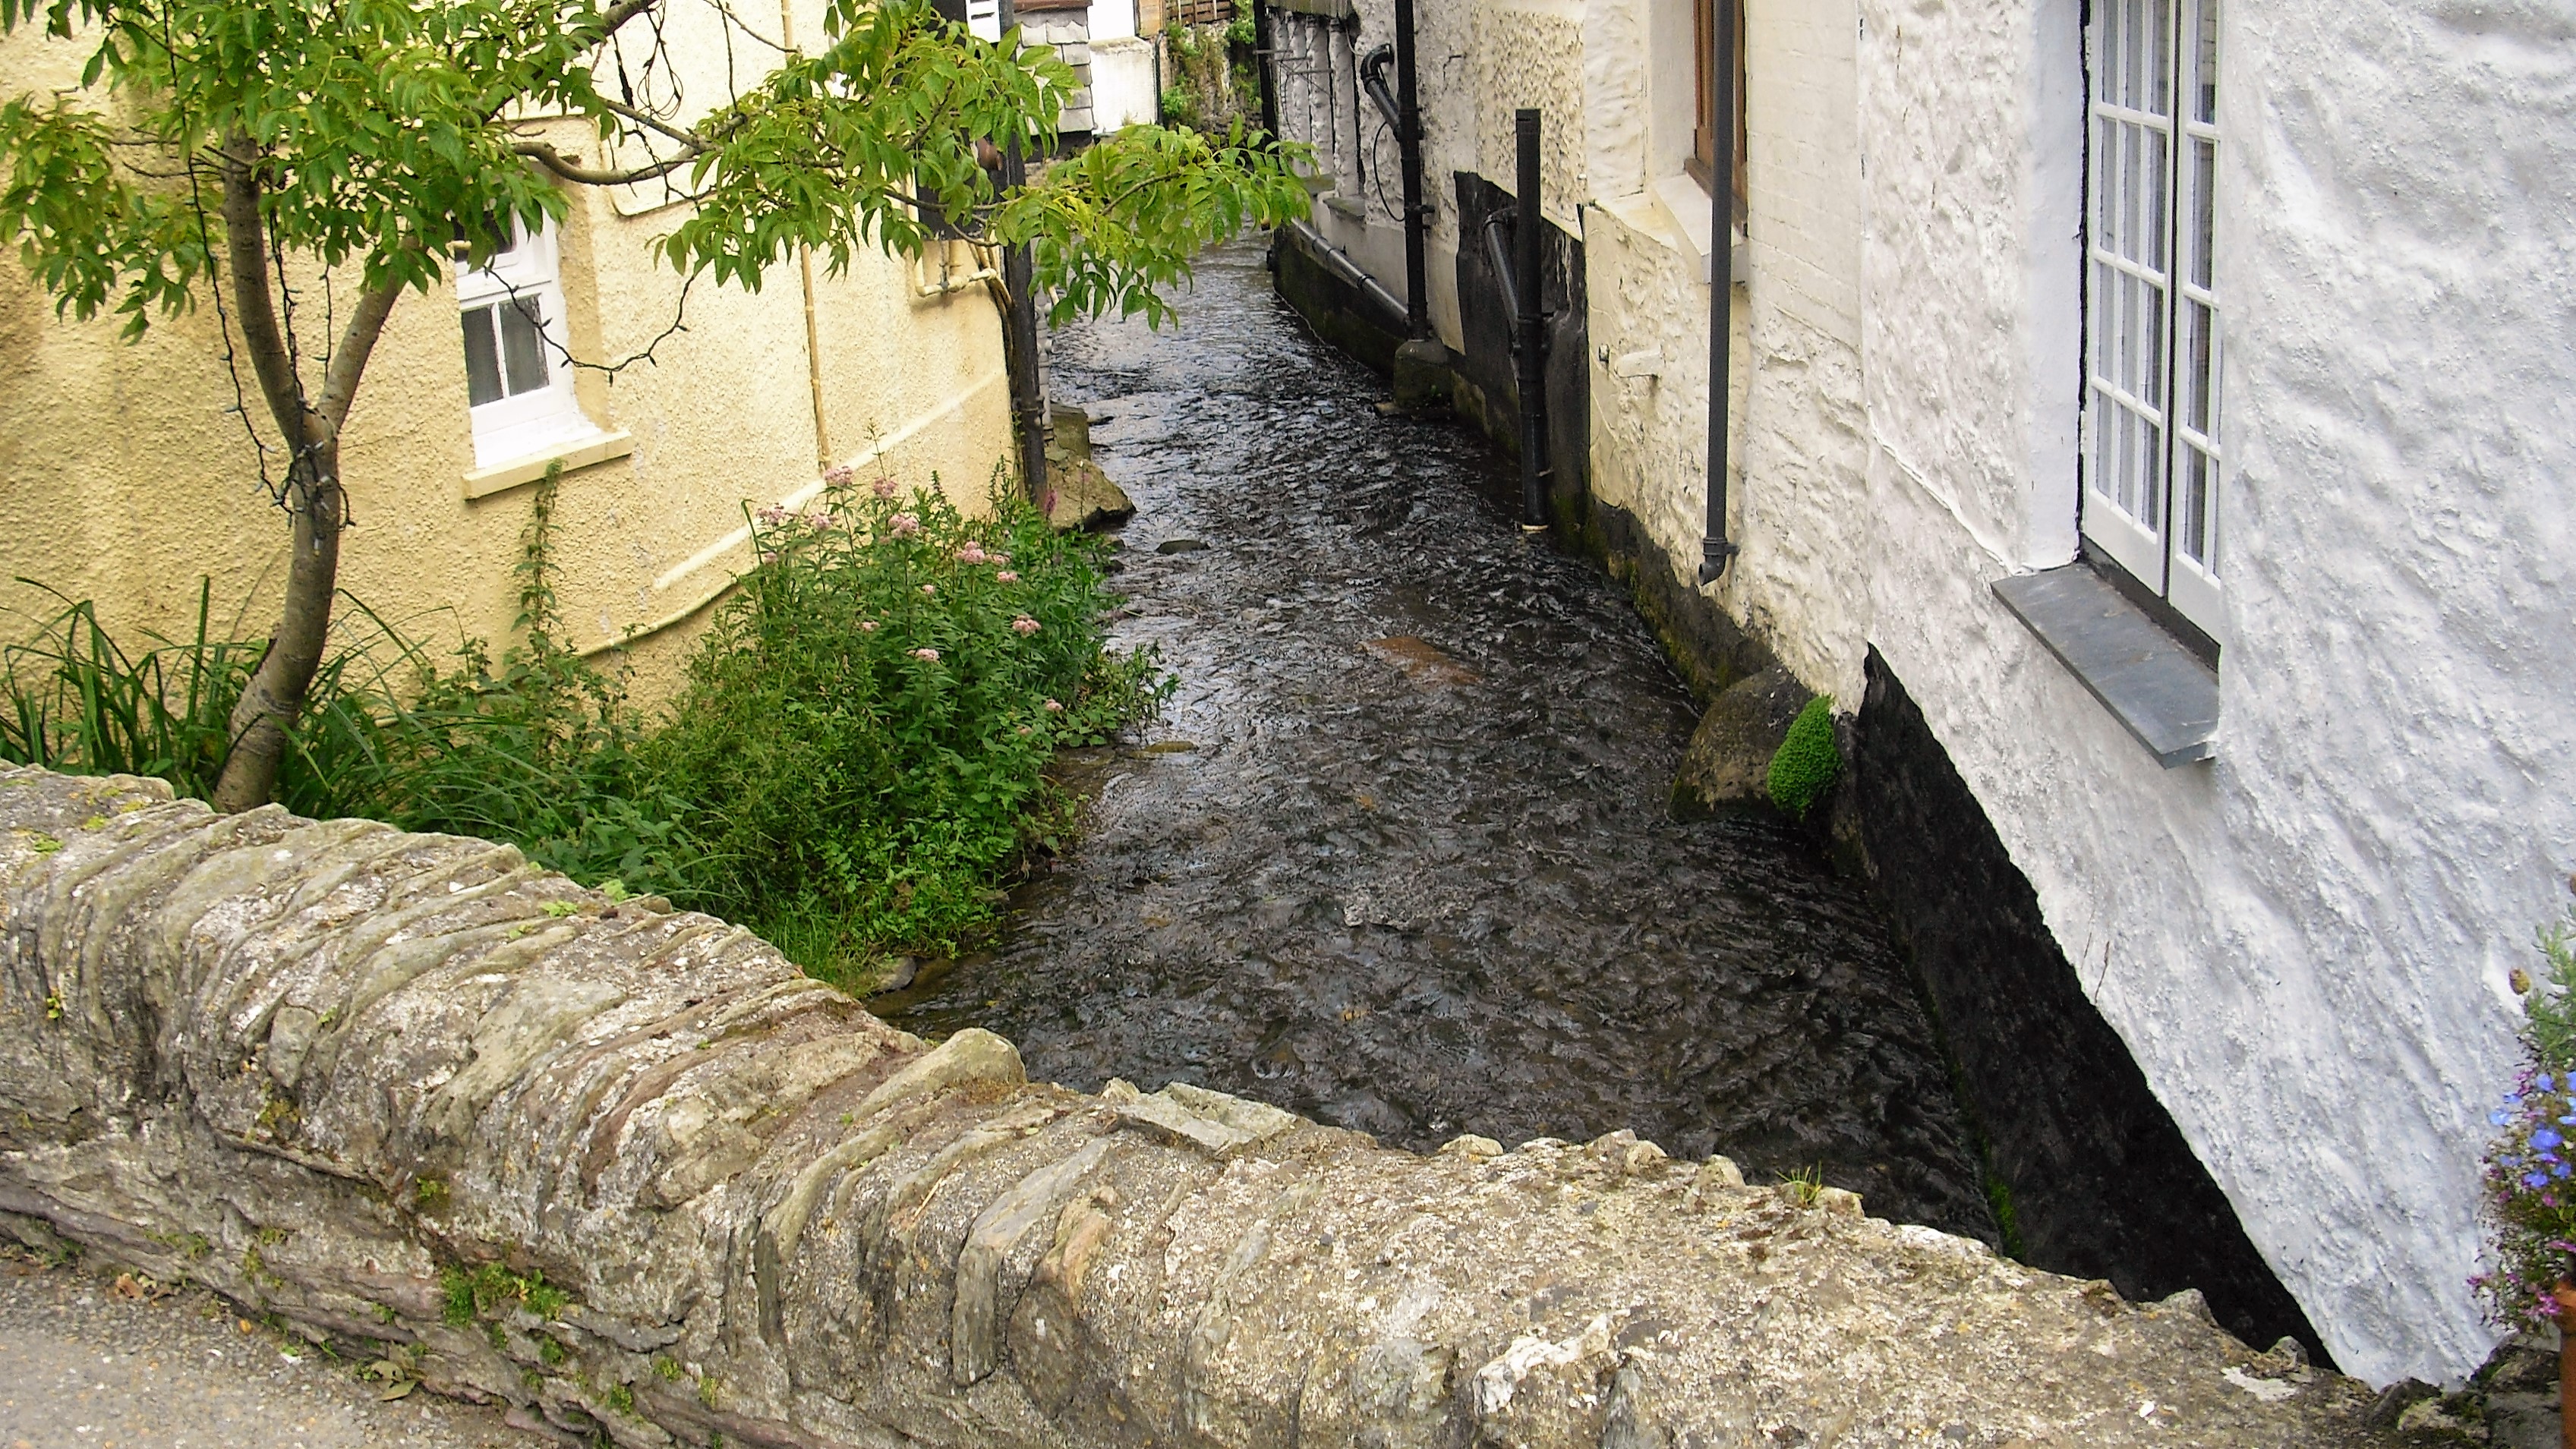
[{"xmin": 1260, "ymin": 0, "xmax": 2576, "ymax": 1388}]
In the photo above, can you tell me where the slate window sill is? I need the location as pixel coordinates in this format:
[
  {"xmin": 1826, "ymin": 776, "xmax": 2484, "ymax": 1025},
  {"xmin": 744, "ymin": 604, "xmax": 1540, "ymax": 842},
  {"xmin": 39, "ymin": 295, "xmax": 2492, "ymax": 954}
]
[{"xmin": 1994, "ymin": 563, "xmax": 2219, "ymax": 767}]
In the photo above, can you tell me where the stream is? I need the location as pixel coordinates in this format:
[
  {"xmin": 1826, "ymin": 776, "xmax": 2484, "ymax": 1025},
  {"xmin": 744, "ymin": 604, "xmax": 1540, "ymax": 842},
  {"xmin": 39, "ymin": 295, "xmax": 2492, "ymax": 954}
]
[{"xmin": 881, "ymin": 240, "xmax": 1997, "ymax": 1240}]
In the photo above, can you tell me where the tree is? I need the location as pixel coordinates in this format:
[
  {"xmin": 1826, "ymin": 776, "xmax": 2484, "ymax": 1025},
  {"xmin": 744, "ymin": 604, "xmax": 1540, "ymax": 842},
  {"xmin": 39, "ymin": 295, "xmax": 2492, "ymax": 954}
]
[{"xmin": 0, "ymin": 0, "xmax": 1307, "ymax": 811}]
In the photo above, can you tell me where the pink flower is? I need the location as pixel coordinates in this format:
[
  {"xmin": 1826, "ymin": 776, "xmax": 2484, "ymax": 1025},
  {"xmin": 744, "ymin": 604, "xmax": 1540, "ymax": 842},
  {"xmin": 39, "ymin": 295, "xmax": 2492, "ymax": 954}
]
[
  {"xmin": 823, "ymin": 463, "xmax": 855, "ymax": 486},
  {"xmin": 888, "ymin": 512, "xmax": 922, "ymax": 536},
  {"xmin": 995, "ymin": 570, "xmax": 1020, "ymax": 584},
  {"xmin": 991, "ymin": 551, "xmax": 1011, "ymax": 565},
  {"xmin": 920, "ymin": 583, "xmax": 937, "ymax": 597},
  {"xmin": 1016, "ymin": 725, "xmax": 1033, "ymax": 736},
  {"xmin": 806, "ymin": 512, "xmax": 833, "ymax": 530},
  {"xmin": 956, "ymin": 543, "xmax": 989, "ymax": 564},
  {"xmin": 1042, "ymin": 698, "xmax": 1063, "ymax": 713},
  {"xmin": 911, "ymin": 647, "xmax": 941, "ymax": 662},
  {"xmin": 871, "ymin": 477, "xmax": 900, "ymax": 499},
  {"xmin": 1011, "ymin": 616, "xmax": 1040, "ymax": 635},
  {"xmin": 858, "ymin": 620, "xmax": 879, "ymax": 633},
  {"xmin": 756, "ymin": 505, "xmax": 790, "ymax": 525},
  {"xmin": 759, "ymin": 550, "xmax": 779, "ymax": 564}
]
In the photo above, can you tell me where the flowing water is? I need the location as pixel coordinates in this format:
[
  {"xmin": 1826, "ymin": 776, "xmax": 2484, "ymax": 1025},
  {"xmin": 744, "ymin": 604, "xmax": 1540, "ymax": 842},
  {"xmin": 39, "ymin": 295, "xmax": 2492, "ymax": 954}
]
[{"xmin": 883, "ymin": 241, "xmax": 1997, "ymax": 1239}]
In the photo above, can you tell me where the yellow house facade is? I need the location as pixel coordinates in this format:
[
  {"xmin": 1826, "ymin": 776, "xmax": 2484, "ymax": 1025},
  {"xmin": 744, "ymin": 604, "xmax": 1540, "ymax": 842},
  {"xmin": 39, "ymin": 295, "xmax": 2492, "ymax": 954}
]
[{"xmin": 0, "ymin": 6, "xmax": 1015, "ymax": 699}]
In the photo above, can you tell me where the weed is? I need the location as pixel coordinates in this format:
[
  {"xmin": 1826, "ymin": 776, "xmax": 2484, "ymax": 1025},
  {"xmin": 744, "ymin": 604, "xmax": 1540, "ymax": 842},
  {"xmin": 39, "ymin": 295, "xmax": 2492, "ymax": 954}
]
[
  {"xmin": 414, "ymin": 1175, "xmax": 451, "ymax": 1214},
  {"xmin": 1777, "ymin": 1164, "xmax": 1826, "ymax": 1208},
  {"xmin": 652, "ymin": 1355, "xmax": 683, "ymax": 1381},
  {"xmin": 604, "ymin": 1381, "xmax": 637, "ymax": 1418},
  {"xmin": 541, "ymin": 1336, "xmax": 569, "ymax": 1366},
  {"xmin": 440, "ymin": 1262, "xmax": 572, "ymax": 1327},
  {"xmin": 541, "ymin": 900, "xmax": 579, "ymax": 918}
]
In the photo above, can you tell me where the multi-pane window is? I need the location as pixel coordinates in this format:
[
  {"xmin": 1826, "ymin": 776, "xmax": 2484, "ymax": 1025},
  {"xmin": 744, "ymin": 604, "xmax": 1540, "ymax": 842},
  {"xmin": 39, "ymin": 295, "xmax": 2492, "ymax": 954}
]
[
  {"xmin": 455, "ymin": 216, "xmax": 590, "ymax": 467},
  {"xmin": 2083, "ymin": 0, "xmax": 2222, "ymax": 639}
]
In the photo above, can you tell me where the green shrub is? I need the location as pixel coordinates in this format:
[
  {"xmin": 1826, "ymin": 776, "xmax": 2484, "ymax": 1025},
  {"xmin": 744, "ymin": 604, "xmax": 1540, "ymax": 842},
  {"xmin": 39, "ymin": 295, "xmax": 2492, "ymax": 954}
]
[
  {"xmin": 648, "ymin": 474, "xmax": 1164, "ymax": 976},
  {"xmin": 0, "ymin": 468, "xmax": 1164, "ymax": 981},
  {"xmin": 1766, "ymin": 695, "xmax": 1840, "ymax": 819}
]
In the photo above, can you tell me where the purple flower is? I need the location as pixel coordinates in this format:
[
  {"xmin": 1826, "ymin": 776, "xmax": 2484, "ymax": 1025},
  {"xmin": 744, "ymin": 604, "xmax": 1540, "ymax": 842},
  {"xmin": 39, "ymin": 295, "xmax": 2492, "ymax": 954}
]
[
  {"xmin": 872, "ymin": 477, "xmax": 900, "ymax": 499},
  {"xmin": 824, "ymin": 463, "xmax": 856, "ymax": 486},
  {"xmin": 920, "ymin": 584, "xmax": 937, "ymax": 597},
  {"xmin": 2537, "ymin": 1129, "xmax": 2562, "ymax": 1150},
  {"xmin": 1042, "ymin": 698, "xmax": 1063, "ymax": 713}
]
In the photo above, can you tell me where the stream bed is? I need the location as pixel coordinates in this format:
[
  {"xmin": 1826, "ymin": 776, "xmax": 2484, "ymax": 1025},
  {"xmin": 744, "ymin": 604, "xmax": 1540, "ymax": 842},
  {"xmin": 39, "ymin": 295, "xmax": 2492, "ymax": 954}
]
[{"xmin": 881, "ymin": 241, "xmax": 1997, "ymax": 1240}]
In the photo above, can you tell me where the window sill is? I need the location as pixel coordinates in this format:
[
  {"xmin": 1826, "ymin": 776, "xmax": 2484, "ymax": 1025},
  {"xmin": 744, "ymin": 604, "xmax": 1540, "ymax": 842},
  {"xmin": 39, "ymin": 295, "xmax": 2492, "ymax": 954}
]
[
  {"xmin": 1648, "ymin": 173, "xmax": 1748, "ymax": 288},
  {"xmin": 462, "ymin": 429, "xmax": 634, "ymax": 501},
  {"xmin": 1993, "ymin": 562, "xmax": 2219, "ymax": 767}
]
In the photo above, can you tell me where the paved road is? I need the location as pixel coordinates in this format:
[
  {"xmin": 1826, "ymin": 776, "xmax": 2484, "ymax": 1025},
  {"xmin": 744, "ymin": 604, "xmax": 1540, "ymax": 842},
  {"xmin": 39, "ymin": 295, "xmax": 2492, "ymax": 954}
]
[{"xmin": 0, "ymin": 1252, "xmax": 546, "ymax": 1449}]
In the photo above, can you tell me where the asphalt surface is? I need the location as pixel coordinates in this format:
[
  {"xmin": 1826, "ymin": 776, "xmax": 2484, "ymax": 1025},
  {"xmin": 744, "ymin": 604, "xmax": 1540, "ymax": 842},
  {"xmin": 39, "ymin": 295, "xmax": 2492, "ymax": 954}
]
[{"xmin": 0, "ymin": 1251, "xmax": 547, "ymax": 1449}]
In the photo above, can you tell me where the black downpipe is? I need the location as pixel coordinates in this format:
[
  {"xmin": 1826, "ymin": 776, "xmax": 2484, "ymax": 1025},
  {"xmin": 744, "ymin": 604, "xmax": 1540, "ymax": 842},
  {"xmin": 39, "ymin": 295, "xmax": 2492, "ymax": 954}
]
[
  {"xmin": 996, "ymin": 0, "xmax": 1048, "ymax": 504},
  {"xmin": 1358, "ymin": 12, "xmax": 1430, "ymax": 340},
  {"xmin": 1395, "ymin": 0, "xmax": 1429, "ymax": 339},
  {"xmin": 1253, "ymin": 0, "xmax": 1279, "ymax": 140},
  {"xmin": 1698, "ymin": 0, "xmax": 1739, "ymax": 584},
  {"xmin": 1511, "ymin": 109, "xmax": 1550, "ymax": 531}
]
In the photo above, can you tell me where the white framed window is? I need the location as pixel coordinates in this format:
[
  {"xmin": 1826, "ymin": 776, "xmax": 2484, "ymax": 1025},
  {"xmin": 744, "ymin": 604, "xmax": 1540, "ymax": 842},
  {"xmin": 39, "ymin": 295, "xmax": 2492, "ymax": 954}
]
[
  {"xmin": 2083, "ymin": 0, "xmax": 2223, "ymax": 641},
  {"xmin": 456, "ymin": 216, "xmax": 594, "ymax": 468}
]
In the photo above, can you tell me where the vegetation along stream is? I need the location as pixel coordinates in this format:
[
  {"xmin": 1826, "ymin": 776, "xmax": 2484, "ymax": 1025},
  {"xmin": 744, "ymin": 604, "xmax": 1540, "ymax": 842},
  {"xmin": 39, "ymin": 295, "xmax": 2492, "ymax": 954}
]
[{"xmin": 883, "ymin": 241, "xmax": 1997, "ymax": 1240}]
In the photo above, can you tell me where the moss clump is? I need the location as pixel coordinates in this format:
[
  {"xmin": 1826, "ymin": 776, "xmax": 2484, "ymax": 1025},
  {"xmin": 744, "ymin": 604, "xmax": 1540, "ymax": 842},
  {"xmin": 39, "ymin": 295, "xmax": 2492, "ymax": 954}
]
[{"xmin": 1767, "ymin": 695, "xmax": 1842, "ymax": 819}]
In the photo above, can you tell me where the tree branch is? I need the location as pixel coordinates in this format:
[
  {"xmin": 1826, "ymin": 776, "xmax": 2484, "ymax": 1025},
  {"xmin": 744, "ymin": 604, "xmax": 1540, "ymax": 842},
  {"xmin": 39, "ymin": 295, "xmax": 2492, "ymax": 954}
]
[
  {"xmin": 216, "ymin": 134, "xmax": 317, "ymax": 455},
  {"xmin": 315, "ymin": 277, "xmax": 402, "ymax": 433},
  {"xmin": 598, "ymin": 95, "xmax": 705, "ymax": 150},
  {"xmin": 513, "ymin": 140, "xmax": 695, "ymax": 187}
]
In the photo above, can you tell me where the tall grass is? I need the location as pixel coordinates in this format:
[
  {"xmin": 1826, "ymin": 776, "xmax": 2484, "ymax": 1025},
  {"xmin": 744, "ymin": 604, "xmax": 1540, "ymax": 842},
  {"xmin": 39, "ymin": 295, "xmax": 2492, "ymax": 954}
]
[{"xmin": 0, "ymin": 468, "xmax": 1163, "ymax": 984}]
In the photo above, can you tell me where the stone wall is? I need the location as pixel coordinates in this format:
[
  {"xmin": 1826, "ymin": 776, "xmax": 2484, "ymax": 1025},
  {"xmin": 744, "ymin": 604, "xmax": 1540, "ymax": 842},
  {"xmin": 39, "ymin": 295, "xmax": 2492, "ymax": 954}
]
[{"xmin": 0, "ymin": 766, "xmax": 2383, "ymax": 1447}]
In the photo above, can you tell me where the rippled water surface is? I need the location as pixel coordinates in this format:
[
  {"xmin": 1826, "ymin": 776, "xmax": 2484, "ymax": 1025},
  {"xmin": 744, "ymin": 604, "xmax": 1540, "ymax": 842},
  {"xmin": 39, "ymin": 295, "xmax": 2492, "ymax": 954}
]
[{"xmin": 884, "ymin": 241, "xmax": 1995, "ymax": 1239}]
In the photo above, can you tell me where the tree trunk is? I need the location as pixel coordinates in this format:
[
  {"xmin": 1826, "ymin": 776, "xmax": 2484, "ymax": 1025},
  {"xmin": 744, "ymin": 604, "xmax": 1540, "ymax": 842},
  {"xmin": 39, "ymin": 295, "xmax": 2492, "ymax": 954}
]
[
  {"xmin": 207, "ymin": 454, "xmax": 343, "ymax": 813},
  {"xmin": 205, "ymin": 134, "xmax": 402, "ymax": 814}
]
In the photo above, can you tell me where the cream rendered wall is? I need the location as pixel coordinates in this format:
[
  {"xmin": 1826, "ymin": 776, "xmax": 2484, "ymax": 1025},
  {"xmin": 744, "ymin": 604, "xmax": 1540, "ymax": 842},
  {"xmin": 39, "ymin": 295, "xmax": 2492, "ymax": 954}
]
[{"xmin": 0, "ymin": 18, "xmax": 1010, "ymax": 709}]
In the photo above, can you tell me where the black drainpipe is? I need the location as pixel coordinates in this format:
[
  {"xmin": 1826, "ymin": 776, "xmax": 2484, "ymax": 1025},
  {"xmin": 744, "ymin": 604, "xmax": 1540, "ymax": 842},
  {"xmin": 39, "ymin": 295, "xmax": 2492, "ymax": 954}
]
[
  {"xmin": 1393, "ymin": 0, "xmax": 1429, "ymax": 338},
  {"xmin": 1511, "ymin": 109, "xmax": 1550, "ymax": 531},
  {"xmin": 1359, "ymin": 33, "xmax": 1429, "ymax": 340},
  {"xmin": 996, "ymin": 0, "xmax": 1048, "ymax": 506},
  {"xmin": 1698, "ymin": 0, "xmax": 1738, "ymax": 584},
  {"xmin": 1252, "ymin": 0, "xmax": 1279, "ymax": 141}
]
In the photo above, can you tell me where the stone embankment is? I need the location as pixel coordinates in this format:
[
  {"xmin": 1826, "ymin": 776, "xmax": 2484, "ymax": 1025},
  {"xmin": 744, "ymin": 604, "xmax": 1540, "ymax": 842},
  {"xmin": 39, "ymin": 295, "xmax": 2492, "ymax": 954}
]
[{"xmin": 0, "ymin": 767, "xmax": 2388, "ymax": 1446}]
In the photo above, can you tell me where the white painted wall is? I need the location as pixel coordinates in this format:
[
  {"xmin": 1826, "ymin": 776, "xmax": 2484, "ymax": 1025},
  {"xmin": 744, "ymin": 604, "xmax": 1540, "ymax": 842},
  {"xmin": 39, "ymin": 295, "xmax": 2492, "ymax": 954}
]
[
  {"xmin": 1090, "ymin": 35, "xmax": 1159, "ymax": 130},
  {"xmin": 1273, "ymin": 0, "xmax": 2575, "ymax": 1386},
  {"xmin": 1847, "ymin": 0, "xmax": 2576, "ymax": 1385}
]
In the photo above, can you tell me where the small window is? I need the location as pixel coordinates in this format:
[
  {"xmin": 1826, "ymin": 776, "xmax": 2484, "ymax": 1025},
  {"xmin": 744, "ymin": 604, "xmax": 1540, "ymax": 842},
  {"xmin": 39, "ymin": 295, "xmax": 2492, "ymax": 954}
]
[
  {"xmin": 455, "ymin": 215, "xmax": 592, "ymax": 468},
  {"xmin": 2082, "ymin": 0, "xmax": 2223, "ymax": 641},
  {"xmin": 1689, "ymin": 0, "xmax": 1746, "ymax": 216}
]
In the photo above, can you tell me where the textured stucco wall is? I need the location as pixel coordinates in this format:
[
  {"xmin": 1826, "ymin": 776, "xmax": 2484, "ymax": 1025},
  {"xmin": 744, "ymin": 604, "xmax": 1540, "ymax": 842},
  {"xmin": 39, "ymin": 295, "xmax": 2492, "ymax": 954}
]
[
  {"xmin": 0, "ymin": 17, "xmax": 1010, "ymax": 705},
  {"xmin": 1852, "ymin": 0, "xmax": 2576, "ymax": 1385}
]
